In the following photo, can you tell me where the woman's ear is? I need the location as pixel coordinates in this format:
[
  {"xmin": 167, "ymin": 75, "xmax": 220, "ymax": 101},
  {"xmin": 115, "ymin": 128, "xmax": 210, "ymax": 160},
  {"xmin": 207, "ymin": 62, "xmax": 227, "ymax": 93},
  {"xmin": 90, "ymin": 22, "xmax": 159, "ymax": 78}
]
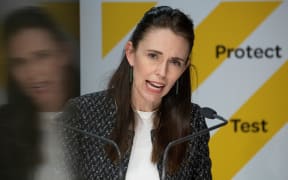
[
  {"xmin": 185, "ymin": 60, "xmax": 191, "ymax": 69},
  {"xmin": 184, "ymin": 56, "xmax": 192, "ymax": 70},
  {"xmin": 125, "ymin": 41, "xmax": 135, "ymax": 66}
]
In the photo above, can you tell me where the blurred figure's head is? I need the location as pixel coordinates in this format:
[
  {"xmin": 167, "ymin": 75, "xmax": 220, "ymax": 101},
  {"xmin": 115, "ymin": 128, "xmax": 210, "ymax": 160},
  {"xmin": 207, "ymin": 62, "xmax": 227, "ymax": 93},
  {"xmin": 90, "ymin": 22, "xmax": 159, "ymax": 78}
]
[{"xmin": 2, "ymin": 6, "xmax": 79, "ymax": 111}]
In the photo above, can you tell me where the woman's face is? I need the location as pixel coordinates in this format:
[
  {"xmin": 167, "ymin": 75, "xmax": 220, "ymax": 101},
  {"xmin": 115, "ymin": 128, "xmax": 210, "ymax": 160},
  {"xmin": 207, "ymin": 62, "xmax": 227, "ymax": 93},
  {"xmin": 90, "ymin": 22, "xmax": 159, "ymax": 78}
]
[
  {"xmin": 126, "ymin": 28, "xmax": 190, "ymax": 111},
  {"xmin": 8, "ymin": 28, "xmax": 70, "ymax": 110}
]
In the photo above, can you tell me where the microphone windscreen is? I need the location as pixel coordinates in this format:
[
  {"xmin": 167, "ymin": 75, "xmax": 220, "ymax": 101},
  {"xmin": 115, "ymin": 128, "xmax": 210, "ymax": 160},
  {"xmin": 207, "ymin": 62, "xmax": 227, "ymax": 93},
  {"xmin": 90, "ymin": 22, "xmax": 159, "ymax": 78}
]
[{"xmin": 200, "ymin": 107, "xmax": 217, "ymax": 119}]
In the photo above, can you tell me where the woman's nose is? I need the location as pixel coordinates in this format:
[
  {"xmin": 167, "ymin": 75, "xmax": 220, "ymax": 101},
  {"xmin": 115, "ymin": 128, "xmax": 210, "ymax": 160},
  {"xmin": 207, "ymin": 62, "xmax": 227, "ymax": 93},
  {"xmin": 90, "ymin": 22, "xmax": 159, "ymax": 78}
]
[{"xmin": 155, "ymin": 61, "xmax": 168, "ymax": 78}]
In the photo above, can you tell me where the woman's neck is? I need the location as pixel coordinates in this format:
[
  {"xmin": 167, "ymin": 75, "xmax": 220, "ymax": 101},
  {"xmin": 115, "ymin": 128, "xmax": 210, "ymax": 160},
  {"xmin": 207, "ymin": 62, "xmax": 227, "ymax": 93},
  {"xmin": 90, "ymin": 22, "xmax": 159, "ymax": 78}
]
[
  {"xmin": 132, "ymin": 100, "xmax": 159, "ymax": 112},
  {"xmin": 131, "ymin": 88, "xmax": 160, "ymax": 112}
]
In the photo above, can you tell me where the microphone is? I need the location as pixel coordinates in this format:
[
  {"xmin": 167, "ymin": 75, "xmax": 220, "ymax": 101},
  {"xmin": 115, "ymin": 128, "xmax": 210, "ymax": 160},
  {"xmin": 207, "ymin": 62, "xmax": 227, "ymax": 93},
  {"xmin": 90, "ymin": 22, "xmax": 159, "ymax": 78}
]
[
  {"xmin": 200, "ymin": 107, "xmax": 228, "ymax": 123},
  {"xmin": 59, "ymin": 123, "xmax": 124, "ymax": 180},
  {"xmin": 161, "ymin": 106, "xmax": 228, "ymax": 180},
  {"xmin": 60, "ymin": 106, "xmax": 227, "ymax": 180}
]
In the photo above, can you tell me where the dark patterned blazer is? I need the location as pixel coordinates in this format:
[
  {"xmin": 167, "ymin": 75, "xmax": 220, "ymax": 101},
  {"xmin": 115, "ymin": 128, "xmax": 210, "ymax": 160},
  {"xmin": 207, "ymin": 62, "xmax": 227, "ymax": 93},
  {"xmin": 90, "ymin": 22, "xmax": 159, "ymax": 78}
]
[{"xmin": 60, "ymin": 90, "xmax": 212, "ymax": 180}]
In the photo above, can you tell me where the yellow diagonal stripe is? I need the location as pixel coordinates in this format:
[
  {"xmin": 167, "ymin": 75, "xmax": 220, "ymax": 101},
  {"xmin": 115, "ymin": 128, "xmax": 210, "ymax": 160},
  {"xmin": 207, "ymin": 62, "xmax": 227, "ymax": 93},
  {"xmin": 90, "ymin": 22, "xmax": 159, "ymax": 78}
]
[
  {"xmin": 102, "ymin": 2, "xmax": 156, "ymax": 58},
  {"xmin": 43, "ymin": 2, "xmax": 80, "ymax": 39},
  {"xmin": 210, "ymin": 60, "xmax": 288, "ymax": 180},
  {"xmin": 192, "ymin": 2, "xmax": 281, "ymax": 90}
]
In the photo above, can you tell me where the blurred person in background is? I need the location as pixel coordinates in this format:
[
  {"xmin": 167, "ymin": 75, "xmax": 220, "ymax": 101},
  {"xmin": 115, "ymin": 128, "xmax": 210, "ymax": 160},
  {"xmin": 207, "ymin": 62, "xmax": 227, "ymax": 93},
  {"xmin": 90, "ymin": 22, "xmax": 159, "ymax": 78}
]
[{"xmin": 0, "ymin": 6, "xmax": 79, "ymax": 180}]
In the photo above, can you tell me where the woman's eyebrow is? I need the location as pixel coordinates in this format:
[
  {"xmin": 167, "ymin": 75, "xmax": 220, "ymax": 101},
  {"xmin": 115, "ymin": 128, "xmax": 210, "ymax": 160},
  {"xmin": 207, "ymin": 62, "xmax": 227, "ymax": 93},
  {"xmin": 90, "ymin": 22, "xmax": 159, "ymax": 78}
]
[
  {"xmin": 169, "ymin": 56, "xmax": 185, "ymax": 62},
  {"xmin": 146, "ymin": 49, "xmax": 162, "ymax": 55},
  {"xmin": 146, "ymin": 49, "xmax": 186, "ymax": 62}
]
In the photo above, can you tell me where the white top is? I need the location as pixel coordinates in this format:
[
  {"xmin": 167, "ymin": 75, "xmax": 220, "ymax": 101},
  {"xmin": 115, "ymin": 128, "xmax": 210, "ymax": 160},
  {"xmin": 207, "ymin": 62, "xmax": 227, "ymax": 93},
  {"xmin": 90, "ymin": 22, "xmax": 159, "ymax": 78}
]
[
  {"xmin": 125, "ymin": 111, "xmax": 160, "ymax": 180},
  {"xmin": 33, "ymin": 112, "xmax": 70, "ymax": 180}
]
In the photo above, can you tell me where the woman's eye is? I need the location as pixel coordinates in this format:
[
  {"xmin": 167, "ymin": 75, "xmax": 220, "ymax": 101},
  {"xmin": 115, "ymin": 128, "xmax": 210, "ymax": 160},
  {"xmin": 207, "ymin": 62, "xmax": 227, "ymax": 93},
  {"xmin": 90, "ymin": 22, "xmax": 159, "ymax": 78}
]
[
  {"xmin": 36, "ymin": 51, "xmax": 51, "ymax": 60},
  {"xmin": 10, "ymin": 57, "xmax": 26, "ymax": 67},
  {"xmin": 147, "ymin": 53, "xmax": 158, "ymax": 59},
  {"xmin": 170, "ymin": 59, "xmax": 182, "ymax": 67}
]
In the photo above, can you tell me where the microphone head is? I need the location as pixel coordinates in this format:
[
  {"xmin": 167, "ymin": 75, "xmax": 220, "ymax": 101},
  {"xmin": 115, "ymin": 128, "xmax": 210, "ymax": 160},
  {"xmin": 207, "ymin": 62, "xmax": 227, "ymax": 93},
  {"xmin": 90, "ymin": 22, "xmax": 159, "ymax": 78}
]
[{"xmin": 200, "ymin": 107, "xmax": 217, "ymax": 119}]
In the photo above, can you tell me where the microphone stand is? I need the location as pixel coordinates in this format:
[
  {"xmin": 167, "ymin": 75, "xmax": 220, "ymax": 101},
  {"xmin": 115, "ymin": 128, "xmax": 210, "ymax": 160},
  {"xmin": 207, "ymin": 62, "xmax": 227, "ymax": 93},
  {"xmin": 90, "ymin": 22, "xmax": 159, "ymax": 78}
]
[
  {"xmin": 59, "ymin": 107, "xmax": 226, "ymax": 180},
  {"xmin": 161, "ymin": 107, "xmax": 228, "ymax": 180},
  {"xmin": 61, "ymin": 124, "xmax": 124, "ymax": 180}
]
